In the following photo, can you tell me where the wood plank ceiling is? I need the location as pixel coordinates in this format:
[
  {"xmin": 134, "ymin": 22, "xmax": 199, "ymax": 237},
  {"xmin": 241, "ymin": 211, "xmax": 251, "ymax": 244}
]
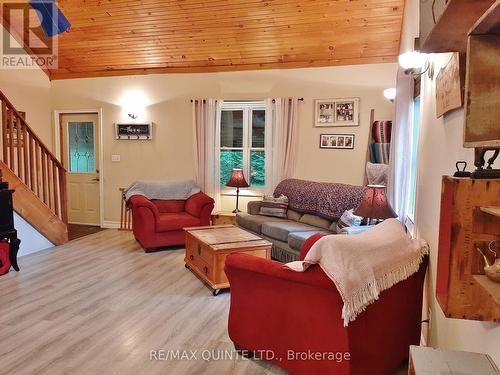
[{"xmin": 36, "ymin": 0, "xmax": 406, "ymax": 79}]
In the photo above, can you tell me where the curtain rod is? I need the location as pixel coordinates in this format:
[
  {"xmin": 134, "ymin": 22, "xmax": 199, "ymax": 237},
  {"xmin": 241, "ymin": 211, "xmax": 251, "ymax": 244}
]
[
  {"xmin": 272, "ymin": 98, "xmax": 304, "ymax": 103},
  {"xmin": 190, "ymin": 98, "xmax": 304, "ymax": 103}
]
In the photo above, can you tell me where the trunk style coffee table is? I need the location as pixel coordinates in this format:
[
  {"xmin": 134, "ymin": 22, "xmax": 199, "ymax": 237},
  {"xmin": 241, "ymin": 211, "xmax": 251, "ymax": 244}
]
[{"xmin": 184, "ymin": 225, "xmax": 272, "ymax": 296}]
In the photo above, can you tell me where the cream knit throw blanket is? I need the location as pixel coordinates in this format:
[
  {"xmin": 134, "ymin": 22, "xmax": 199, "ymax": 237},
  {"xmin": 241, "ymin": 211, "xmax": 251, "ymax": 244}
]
[{"xmin": 284, "ymin": 219, "xmax": 429, "ymax": 326}]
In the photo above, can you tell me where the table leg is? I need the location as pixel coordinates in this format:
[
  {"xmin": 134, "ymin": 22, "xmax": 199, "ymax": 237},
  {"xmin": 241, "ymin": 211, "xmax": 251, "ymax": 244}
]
[
  {"xmin": 9, "ymin": 238, "xmax": 20, "ymax": 272},
  {"xmin": 212, "ymin": 289, "xmax": 220, "ymax": 296}
]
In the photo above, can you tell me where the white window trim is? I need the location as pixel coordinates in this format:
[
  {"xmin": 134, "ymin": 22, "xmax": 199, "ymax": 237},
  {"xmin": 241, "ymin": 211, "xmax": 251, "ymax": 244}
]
[{"xmin": 217, "ymin": 100, "xmax": 269, "ymax": 196}]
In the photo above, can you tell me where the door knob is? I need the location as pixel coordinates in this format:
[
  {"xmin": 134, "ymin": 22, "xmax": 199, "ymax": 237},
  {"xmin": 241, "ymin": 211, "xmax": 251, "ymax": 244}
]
[{"xmin": 91, "ymin": 177, "xmax": 100, "ymax": 182}]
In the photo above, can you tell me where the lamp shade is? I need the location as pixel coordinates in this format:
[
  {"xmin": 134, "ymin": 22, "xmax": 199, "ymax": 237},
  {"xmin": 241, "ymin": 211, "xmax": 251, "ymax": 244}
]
[
  {"xmin": 226, "ymin": 168, "xmax": 249, "ymax": 188},
  {"xmin": 353, "ymin": 185, "xmax": 397, "ymax": 220}
]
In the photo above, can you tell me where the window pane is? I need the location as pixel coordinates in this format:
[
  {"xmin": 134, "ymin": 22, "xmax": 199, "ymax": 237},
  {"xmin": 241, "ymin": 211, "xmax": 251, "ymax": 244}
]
[
  {"xmin": 252, "ymin": 109, "xmax": 265, "ymax": 148},
  {"xmin": 407, "ymin": 96, "xmax": 421, "ymax": 219},
  {"xmin": 220, "ymin": 150, "xmax": 243, "ymax": 186},
  {"xmin": 221, "ymin": 110, "xmax": 243, "ymax": 148},
  {"xmin": 69, "ymin": 122, "xmax": 95, "ymax": 173},
  {"xmin": 250, "ymin": 151, "xmax": 265, "ymax": 188}
]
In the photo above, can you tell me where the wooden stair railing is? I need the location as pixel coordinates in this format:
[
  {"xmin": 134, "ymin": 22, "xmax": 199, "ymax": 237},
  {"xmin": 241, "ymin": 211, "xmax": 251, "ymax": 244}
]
[
  {"xmin": 0, "ymin": 161, "xmax": 68, "ymax": 245},
  {"xmin": 119, "ymin": 188, "xmax": 132, "ymax": 231},
  {"xmin": 0, "ymin": 90, "xmax": 68, "ymax": 232}
]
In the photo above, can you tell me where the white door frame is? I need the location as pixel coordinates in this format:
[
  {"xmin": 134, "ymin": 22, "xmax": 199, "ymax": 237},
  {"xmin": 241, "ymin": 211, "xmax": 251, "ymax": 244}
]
[{"xmin": 53, "ymin": 108, "xmax": 104, "ymax": 228}]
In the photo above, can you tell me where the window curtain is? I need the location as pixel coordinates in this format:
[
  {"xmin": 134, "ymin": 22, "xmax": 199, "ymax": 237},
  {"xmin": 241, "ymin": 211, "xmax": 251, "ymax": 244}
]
[
  {"xmin": 192, "ymin": 98, "xmax": 221, "ymax": 209},
  {"xmin": 266, "ymin": 98, "xmax": 301, "ymax": 194},
  {"xmin": 387, "ymin": 69, "xmax": 414, "ymax": 223}
]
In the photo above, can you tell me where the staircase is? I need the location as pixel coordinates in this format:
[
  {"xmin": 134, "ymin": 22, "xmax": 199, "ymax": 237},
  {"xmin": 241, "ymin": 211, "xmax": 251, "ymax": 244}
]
[{"xmin": 0, "ymin": 90, "xmax": 68, "ymax": 245}]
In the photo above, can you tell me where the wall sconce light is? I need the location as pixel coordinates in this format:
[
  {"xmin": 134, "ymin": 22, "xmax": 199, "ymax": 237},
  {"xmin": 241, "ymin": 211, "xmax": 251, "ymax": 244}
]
[
  {"xmin": 383, "ymin": 88, "xmax": 396, "ymax": 103},
  {"xmin": 398, "ymin": 51, "xmax": 434, "ymax": 79},
  {"xmin": 120, "ymin": 90, "xmax": 149, "ymax": 121}
]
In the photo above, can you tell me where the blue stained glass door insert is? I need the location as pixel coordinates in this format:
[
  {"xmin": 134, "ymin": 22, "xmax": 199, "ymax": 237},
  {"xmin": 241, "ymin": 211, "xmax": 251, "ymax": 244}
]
[{"xmin": 68, "ymin": 122, "xmax": 95, "ymax": 173}]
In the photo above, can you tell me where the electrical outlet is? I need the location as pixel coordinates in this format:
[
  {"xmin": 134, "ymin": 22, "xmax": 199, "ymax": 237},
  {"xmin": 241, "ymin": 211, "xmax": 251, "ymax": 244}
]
[{"xmin": 111, "ymin": 154, "xmax": 121, "ymax": 162}]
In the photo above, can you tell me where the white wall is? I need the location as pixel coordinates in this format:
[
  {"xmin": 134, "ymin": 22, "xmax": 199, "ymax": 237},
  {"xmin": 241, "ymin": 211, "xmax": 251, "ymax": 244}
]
[
  {"xmin": 51, "ymin": 64, "xmax": 397, "ymax": 222},
  {"xmin": 0, "ymin": 25, "xmax": 55, "ymax": 257},
  {"xmin": 14, "ymin": 213, "xmax": 53, "ymax": 256},
  {"xmin": 401, "ymin": 0, "xmax": 500, "ymax": 365},
  {"xmin": 0, "ymin": 25, "xmax": 53, "ymax": 149}
]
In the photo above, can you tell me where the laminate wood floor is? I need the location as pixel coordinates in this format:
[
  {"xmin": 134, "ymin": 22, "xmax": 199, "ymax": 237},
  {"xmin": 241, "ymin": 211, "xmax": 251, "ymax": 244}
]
[
  {"xmin": 67, "ymin": 224, "xmax": 107, "ymax": 241},
  {"xmin": 0, "ymin": 230, "xmax": 288, "ymax": 375}
]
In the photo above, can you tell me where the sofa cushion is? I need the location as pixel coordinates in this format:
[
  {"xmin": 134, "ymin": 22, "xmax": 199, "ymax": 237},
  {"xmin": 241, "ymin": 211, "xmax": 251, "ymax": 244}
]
[
  {"xmin": 261, "ymin": 221, "xmax": 317, "ymax": 242},
  {"xmin": 329, "ymin": 221, "xmax": 339, "ymax": 233},
  {"xmin": 152, "ymin": 200, "xmax": 185, "ymax": 213},
  {"xmin": 336, "ymin": 209, "xmax": 363, "ymax": 233},
  {"xmin": 247, "ymin": 201, "xmax": 262, "ymax": 215},
  {"xmin": 299, "ymin": 214, "xmax": 332, "ymax": 230},
  {"xmin": 288, "ymin": 231, "xmax": 331, "ymax": 251},
  {"xmin": 156, "ymin": 212, "xmax": 200, "ymax": 232},
  {"xmin": 338, "ymin": 225, "xmax": 375, "ymax": 235},
  {"xmin": 259, "ymin": 195, "xmax": 289, "ymax": 218},
  {"xmin": 236, "ymin": 213, "xmax": 287, "ymax": 234},
  {"xmin": 287, "ymin": 209, "xmax": 303, "ymax": 222}
]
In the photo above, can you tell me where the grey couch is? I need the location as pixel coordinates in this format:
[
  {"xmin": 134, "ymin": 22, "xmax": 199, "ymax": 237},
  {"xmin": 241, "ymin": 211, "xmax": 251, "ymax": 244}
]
[
  {"xmin": 236, "ymin": 179, "xmax": 366, "ymax": 262},
  {"xmin": 237, "ymin": 202, "xmax": 334, "ymax": 262}
]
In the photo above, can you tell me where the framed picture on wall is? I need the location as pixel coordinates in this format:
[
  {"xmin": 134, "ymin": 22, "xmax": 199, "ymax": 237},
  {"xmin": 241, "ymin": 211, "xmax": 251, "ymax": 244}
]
[
  {"xmin": 320, "ymin": 134, "xmax": 355, "ymax": 149},
  {"xmin": 314, "ymin": 98, "xmax": 360, "ymax": 127}
]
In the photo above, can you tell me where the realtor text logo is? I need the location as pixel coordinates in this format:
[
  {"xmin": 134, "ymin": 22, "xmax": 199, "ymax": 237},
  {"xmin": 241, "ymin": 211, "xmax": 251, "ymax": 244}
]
[{"xmin": 1, "ymin": 1, "xmax": 59, "ymax": 69}]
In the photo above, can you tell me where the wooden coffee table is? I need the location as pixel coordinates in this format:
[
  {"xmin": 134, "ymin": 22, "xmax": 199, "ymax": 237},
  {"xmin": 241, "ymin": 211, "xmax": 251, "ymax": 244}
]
[{"xmin": 184, "ymin": 225, "xmax": 272, "ymax": 296}]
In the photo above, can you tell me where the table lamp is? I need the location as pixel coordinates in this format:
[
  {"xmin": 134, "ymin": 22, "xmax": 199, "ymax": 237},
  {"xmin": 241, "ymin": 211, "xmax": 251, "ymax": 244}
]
[
  {"xmin": 226, "ymin": 168, "xmax": 250, "ymax": 213},
  {"xmin": 353, "ymin": 185, "xmax": 397, "ymax": 225}
]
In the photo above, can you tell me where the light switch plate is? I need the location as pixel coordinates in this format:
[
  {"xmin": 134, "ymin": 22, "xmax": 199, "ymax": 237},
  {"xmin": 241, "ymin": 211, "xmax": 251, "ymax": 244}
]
[{"xmin": 111, "ymin": 154, "xmax": 121, "ymax": 162}]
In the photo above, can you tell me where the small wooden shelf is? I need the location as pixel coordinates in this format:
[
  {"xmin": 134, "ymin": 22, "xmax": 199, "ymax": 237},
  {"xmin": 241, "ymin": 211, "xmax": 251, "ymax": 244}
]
[
  {"xmin": 421, "ymin": 0, "xmax": 495, "ymax": 53},
  {"xmin": 473, "ymin": 275, "xmax": 500, "ymax": 306},
  {"xmin": 480, "ymin": 206, "xmax": 500, "ymax": 218},
  {"xmin": 437, "ymin": 177, "xmax": 500, "ymax": 322}
]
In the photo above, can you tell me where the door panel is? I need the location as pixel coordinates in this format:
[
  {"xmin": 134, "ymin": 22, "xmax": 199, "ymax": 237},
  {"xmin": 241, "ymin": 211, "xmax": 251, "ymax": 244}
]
[{"xmin": 61, "ymin": 113, "xmax": 100, "ymax": 225}]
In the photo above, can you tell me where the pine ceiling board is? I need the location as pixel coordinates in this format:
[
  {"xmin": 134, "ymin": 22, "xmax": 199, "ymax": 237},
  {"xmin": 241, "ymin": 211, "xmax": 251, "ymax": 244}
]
[
  {"xmin": 50, "ymin": 55, "xmax": 395, "ymax": 79},
  {"xmin": 57, "ymin": 37, "xmax": 400, "ymax": 60},
  {"xmin": 40, "ymin": 0, "xmax": 406, "ymax": 79},
  {"xmin": 65, "ymin": 9, "xmax": 402, "ymax": 31},
  {"xmin": 59, "ymin": 0, "xmax": 402, "ymax": 15},
  {"xmin": 58, "ymin": 28, "xmax": 401, "ymax": 53}
]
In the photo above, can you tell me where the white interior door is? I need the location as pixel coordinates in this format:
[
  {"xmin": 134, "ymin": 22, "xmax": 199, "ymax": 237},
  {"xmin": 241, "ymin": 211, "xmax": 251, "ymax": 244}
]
[{"xmin": 61, "ymin": 113, "xmax": 100, "ymax": 225}]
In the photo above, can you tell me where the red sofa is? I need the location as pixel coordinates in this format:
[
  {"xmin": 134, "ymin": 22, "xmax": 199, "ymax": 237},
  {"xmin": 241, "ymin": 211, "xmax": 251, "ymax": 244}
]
[
  {"xmin": 225, "ymin": 233, "xmax": 428, "ymax": 375},
  {"xmin": 128, "ymin": 192, "xmax": 214, "ymax": 251}
]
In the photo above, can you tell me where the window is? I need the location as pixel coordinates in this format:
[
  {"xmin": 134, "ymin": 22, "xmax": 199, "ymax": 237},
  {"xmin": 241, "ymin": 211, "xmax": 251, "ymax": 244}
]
[
  {"xmin": 406, "ymin": 95, "xmax": 421, "ymax": 224},
  {"xmin": 68, "ymin": 121, "xmax": 95, "ymax": 173},
  {"xmin": 218, "ymin": 101, "xmax": 267, "ymax": 190}
]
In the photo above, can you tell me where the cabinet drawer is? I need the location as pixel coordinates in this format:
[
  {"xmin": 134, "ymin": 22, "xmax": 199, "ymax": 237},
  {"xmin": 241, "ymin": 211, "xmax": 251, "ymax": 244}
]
[
  {"xmin": 194, "ymin": 256, "xmax": 213, "ymax": 280},
  {"xmin": 187, "ymin": 239, "xmax": 212, "ymax": 264}
]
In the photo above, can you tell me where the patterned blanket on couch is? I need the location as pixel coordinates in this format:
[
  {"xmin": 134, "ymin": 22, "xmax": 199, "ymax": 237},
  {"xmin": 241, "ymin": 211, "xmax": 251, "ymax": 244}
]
[{"xmin": 273, "ymin": 179, "xmax": 366, "ymax": 221}]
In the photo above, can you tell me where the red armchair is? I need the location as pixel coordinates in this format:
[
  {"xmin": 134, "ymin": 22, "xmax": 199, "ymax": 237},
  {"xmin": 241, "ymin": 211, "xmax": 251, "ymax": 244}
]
[
  {"xmin": 128, "ymin": 192, "xmax": 214, "ymax": 251},
  {"xmin": 225, "ymin": 233, "xmax": 428, "ymax": 375}
]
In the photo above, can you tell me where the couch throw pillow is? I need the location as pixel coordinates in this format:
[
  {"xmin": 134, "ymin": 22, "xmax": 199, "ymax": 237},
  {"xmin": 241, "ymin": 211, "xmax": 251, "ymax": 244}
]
[
  {"xmin": 260, "ymin": 195, "xmax": 289, "ymax": 218},
  {"xmin": 336, "ymin": 209, "xmax": 363, "ymax": 233}
]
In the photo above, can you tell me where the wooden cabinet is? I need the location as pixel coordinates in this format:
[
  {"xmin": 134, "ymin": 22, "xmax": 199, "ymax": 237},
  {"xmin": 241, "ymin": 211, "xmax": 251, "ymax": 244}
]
[
  {"xmin": 211, "ymin": 212, "xmax": 237, "ymax": 226},
  {"xmin": 420, "ymin": 0, "xmax": 495, "ymax": 53},
  {"xmin": 437, "ymin": 177, "xmax": 500, "ymax": 322},
  {"xmin": 184, "ymin": 225, "xmax": 271, "ymax": 295},
  {"xmin": 408, "ymin": 346, "xmax": 500, "ymax": 375},
  {"xmin": 463, "ymin": 2, "xmax": 500, "ymax": 148}
]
